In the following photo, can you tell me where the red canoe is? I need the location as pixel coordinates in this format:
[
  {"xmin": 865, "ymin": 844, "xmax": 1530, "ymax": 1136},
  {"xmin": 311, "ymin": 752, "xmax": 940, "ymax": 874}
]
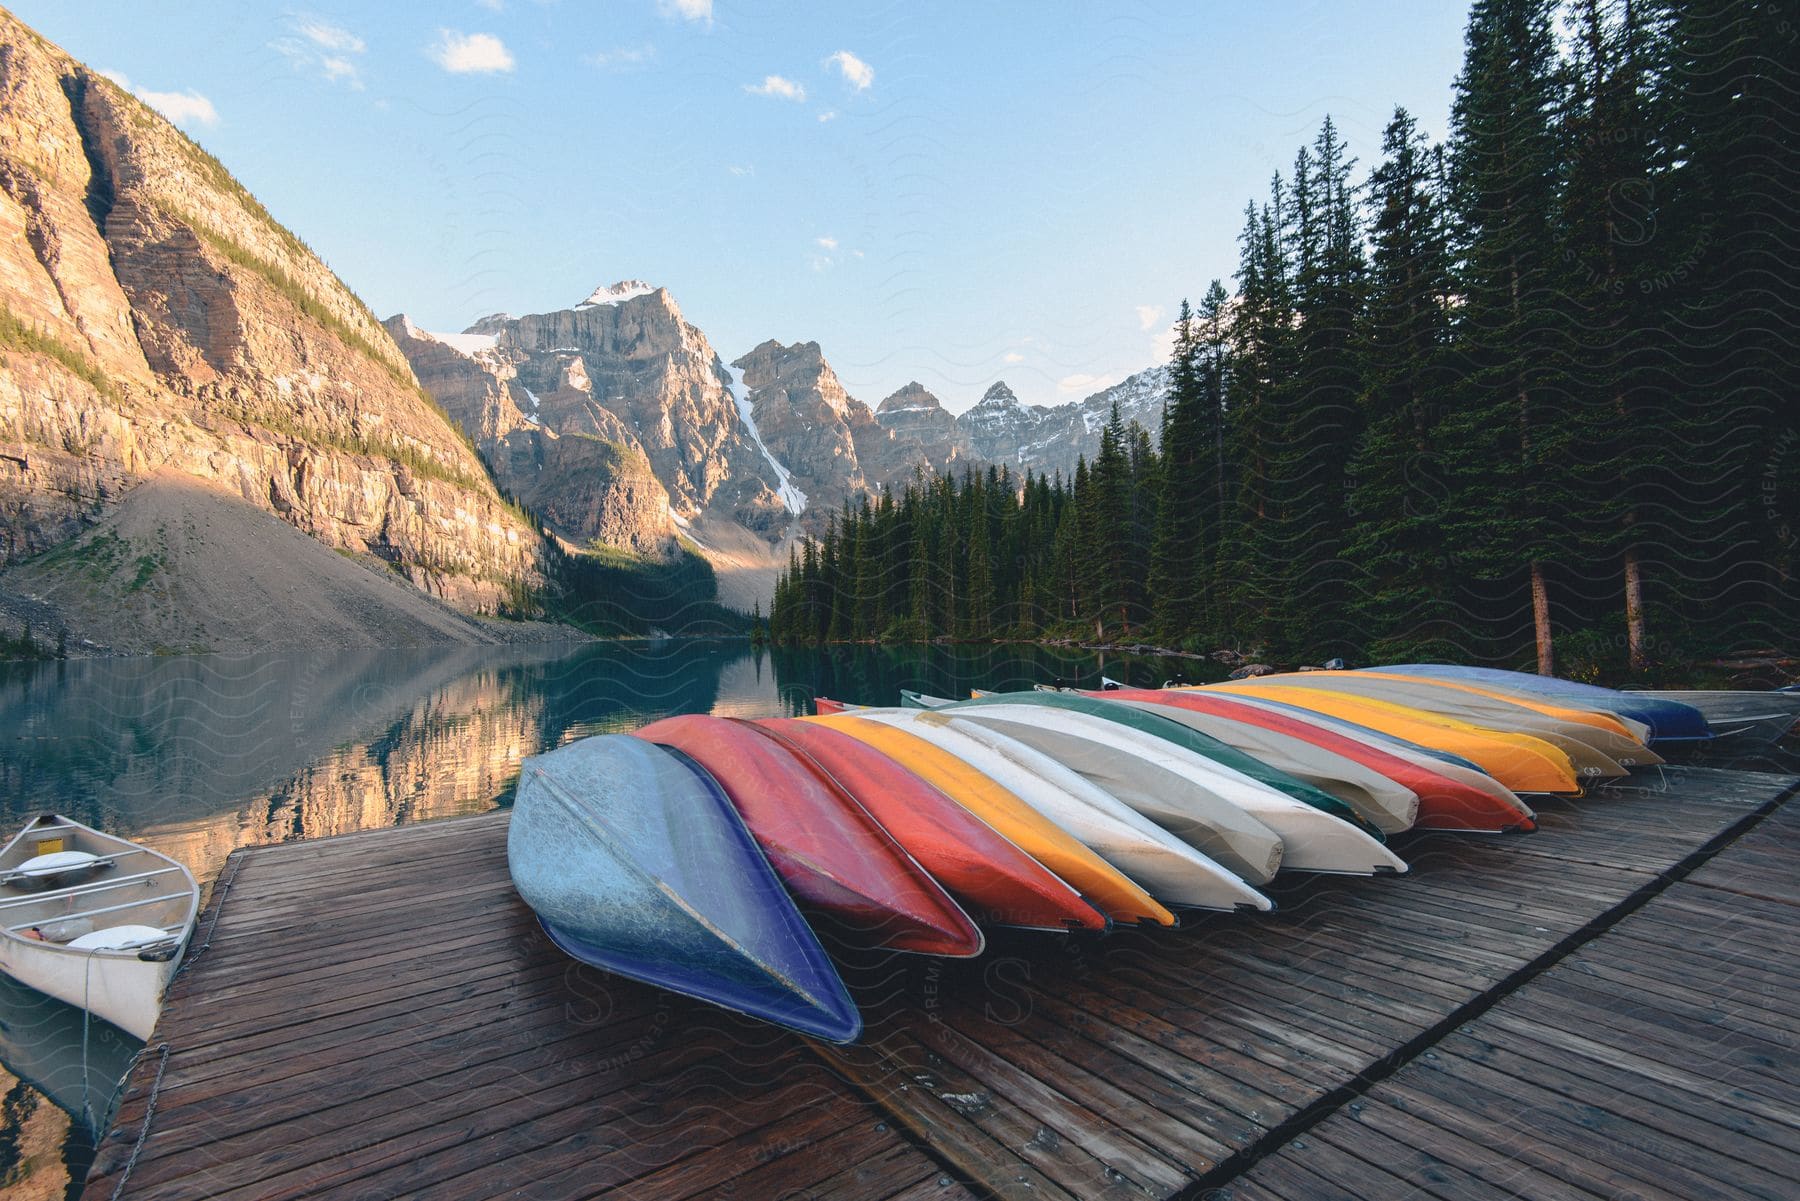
[
  {"xmin": 1098, "ymin": 689, "xmax": 1537, "ymax": 834},
  {"xmin": 754, "ymin": 718, "xmax": 1107, "ymax": 932},
  {"xmin": 813, "ymin": 697, "xmax": 850, "ymax": 715},
  {"xmin": 633, "ymin": 715, "xmax": 985, "ymax": 957}
]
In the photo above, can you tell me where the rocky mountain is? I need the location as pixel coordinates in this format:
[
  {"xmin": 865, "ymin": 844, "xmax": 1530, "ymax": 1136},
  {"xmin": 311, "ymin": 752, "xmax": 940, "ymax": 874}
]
[
  {"xmin": 388, "ymin": 287, "xmax": 811, "ymax": 554},
  {"xmin": 869, "ymin": 367, "xmax": 1171, "ymax": 483},
  {"xmin": 955, "ymin": 368, "xmax": 1171, "ymax": 479},
  {"xmin": 0, "ymin": 10, "xmax": 549, "ymax": 633}
]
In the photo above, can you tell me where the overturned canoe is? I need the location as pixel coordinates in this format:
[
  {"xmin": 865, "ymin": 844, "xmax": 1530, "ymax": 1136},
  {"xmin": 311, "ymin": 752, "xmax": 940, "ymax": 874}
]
[
  {"xmin": 635, "ymin": 716, "xmax": 984, "ymax": 958},
  {"xmin": 508, "ymin": 735, "xmax": 861, "ymax": 1042},
  {"xmin": 1371, "ymin": 665, "xmax": 1713, "ymax": 742},
  {"xmin": 928, "ymin": 698, "xmax": 1406, "ymax": 878},
  {"xmin": 1241, "ymin": 672, "xmax": 1649, "ymax": 774},
  {"xmin": 1203, "ymin": 683, "xmax": 1582, "ymax": 794},
  {"xmin": 850, "ymin": 709, "xmax": 1273, "ymax": 914},
  {"xmin": 803, "ymin": 715, "xmax": 1170, "ymax": 926},
  {"xmin": 1085, "ymin": 689, "xmax": 1423, "ymax": 833},
  {"xmin": 1108, "ymin": 689, "xmax": 1535, "ymax": 833},
  {"xmin": 752, "ymin": 718, "xmax": 1107, "ymax": 932}
]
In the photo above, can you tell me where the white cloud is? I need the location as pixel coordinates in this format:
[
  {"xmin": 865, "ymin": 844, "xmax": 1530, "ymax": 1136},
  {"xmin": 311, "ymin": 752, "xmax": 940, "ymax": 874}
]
[
  {"xmin": 744, "ymin": 75, "xmax": 805, "ymax": 101},
  {"xmin": 586, "ymin": 44, "xmax": 656, "ymax": 69},
  {"xmin": 1003, "ymin": 351, "xmax": 1025, "ymax": 364},
  {"xmin": 1150, "ymin": 319, "xmax": 1181, "ymax": 364},
  {"xmin": 476, "ymin": 0, "xmax": 506, "ymax": 10},
  {"xmin": 658, "ymin": 0, "xmax": 712, "ymax": 23},
  {"xmin": 728, "ymin": 164, "xmax": 754, "ymax": 176},
  {"xmin": 817, "ymin": 110, "xmax": 837, "ymax": 123},
  {"xmin": 100, "ymin": 70, "xmax": 218, "ymax": 127},
  {"xmin": 273, "ymin": 17, "xmax": 367, "ymax": 88},
  {"xmin": 429, "ymin": 30, "xmax": 514, "ymax": 74},
  {"xmin": 824, "ymin": 50, "xmax": 873, "ymax": 91},
  {"xmin": 815, "ymin": 235, "xmax": 838, "ymax": 251},
  {"xmin": 1135, "ymin": 304, "xmax": 1165, "ymax": 332},
  {"xmin": 297, "ymin": 19, "xmax": 364, "ymax": 54}
]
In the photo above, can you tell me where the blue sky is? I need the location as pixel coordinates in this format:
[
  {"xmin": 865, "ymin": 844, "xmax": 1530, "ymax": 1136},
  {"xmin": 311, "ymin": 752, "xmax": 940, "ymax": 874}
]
[{"xmin": 14, "ymin": 1, "xmax": 1472, "ymax": 410}]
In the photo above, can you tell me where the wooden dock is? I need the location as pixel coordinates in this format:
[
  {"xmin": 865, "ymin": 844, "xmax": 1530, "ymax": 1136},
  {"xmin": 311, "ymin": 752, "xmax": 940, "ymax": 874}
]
[{"xmin": 83, "ymin": 763, "xmax": 1797, "ymax": 1200}]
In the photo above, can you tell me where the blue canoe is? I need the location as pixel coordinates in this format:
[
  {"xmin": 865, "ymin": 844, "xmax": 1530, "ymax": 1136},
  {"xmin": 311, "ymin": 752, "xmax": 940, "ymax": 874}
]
[
  {"xmin": 1370, "ymin": 665, "xmax": 1714, "ymax": 743},
  {"xmin": 507, "ymin": 734, "xmax": 861, "ymax": 1043}
]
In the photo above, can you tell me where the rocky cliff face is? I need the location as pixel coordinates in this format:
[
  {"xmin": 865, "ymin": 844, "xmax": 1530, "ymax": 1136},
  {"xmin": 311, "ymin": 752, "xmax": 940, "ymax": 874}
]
[
  {"xmin": 389, "ymin": 286, "xmax": 800, "ymax": 550},
  {"xmin": 0, "ymin": 11, "xmax": 546, "ymax": 614}
]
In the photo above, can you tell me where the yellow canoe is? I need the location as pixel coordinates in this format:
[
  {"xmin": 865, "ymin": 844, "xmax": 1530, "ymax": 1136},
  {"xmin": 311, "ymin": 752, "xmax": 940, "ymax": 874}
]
[
  {"xmin": 1202, "ymin": 683, "xmax": 1581, "ymax": 794},
  {"xmin": 1359, "ymin": 671, "xmax": 1654, "ymax": 746},
  {"xmin": 803, "ymin": 714, "xmax": 1175, "ymax": 926}
]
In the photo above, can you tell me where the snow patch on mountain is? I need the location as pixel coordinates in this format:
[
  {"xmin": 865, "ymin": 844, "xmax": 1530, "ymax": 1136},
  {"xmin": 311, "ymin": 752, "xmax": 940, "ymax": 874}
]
[
  {"xmin": 422, "ymin": 329, "xmax": 500, "ymax": 358},
  {"xmin": 577, "ymin": 280, "xmax": 655, "ymax": 309},
  {"xmin": 724, "ymin": 363, "xmax": 808, "ymax": 514}
]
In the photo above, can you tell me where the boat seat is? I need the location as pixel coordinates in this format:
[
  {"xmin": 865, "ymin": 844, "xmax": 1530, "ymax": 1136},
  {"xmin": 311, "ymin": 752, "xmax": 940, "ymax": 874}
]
[{"xmin": 68, "ymin": 924, "xmax": 174, "ymax": 951}]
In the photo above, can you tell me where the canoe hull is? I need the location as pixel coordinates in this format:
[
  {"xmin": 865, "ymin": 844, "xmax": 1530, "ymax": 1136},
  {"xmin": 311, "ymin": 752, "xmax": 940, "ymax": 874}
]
[
  {"xmin": 634, "ymin": 716, "xmax": 983, "ymax": 957},
  {"xmin": 753, "ymin": 719, "xmax": 1105, "ymax": 932},
  {"xmin": 509, "ymin": 735, "xmax": 861, "ymax": 1042},
  {"xmin": 0, "ymin": 815, "xmax": 197, "ymax": 1042}
]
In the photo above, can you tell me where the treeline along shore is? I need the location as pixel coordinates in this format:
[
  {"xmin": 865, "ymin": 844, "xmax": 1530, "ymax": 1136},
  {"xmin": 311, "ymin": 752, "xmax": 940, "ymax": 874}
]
[{"xmin": 770, "ymin": 0, "xmax": 1798, "ymax": 676}]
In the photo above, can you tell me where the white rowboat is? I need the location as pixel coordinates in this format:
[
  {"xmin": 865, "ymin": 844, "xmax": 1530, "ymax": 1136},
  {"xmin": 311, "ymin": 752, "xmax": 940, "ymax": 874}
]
[{"xmin": 0, "ymin": 815, "xmax": 198, "ymax": 1040}]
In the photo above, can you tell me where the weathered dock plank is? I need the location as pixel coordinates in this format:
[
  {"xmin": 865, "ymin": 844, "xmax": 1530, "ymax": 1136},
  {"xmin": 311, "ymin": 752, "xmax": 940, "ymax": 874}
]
[
  {"xmin": 83, "ymin": 814, "xmax": 977, "ymax": 1201},
  {"xmin": 81, "ymin": 764, "xmax": 1795, "ymax": 1200},
  {"xmin": 1230, "ymin": 774, "xmax": 1800, "ymax": 1201}
]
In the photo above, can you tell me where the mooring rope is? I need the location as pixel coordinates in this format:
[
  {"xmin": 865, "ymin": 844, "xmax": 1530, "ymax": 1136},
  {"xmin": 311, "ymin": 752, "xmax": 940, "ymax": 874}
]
[
  {"xmin": 176, "ymin": 851, "xmax": 243, "ymax": 975},
  {"xmin": 108, "ymin": 1041, "xmax": 169, "ymax": 1201}
]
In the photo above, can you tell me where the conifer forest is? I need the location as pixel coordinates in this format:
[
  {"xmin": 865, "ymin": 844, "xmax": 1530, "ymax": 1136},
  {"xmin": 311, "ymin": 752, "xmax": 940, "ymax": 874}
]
[{"xmin": 770, "ymin": 0, "xmax": 1798, "ymax": 676}]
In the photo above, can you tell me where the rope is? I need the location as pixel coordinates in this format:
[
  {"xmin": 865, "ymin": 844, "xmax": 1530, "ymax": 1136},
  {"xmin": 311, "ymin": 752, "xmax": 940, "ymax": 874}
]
[
  {"xmin": 176, "ymin": 851, "xmax": 243, "ymax": 975},
  {"xmin": 108, "ymin": 1042, "xmax": 169, "ymax": 1201}
]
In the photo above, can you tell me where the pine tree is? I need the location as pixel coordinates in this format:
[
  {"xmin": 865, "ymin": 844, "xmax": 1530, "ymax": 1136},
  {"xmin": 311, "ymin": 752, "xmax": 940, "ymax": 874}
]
[
  {"xmin": 1346, "ymin": 107, "xmax": 1460, "ymax": 660},
  {"xmin": 1150, "ymin": 300, "xmax": 1207, "ymax": 635},
  {"xmin": 1441, "ymin": 0, "xmax": 1569, "ymax": 673}
]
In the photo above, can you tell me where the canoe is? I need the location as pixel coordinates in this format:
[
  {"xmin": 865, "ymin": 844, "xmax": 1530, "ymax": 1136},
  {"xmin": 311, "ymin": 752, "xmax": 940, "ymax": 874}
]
[
  {"xmin": 1357, "ymin": 671, "xmax": 1652, "ymax": 744},
  {"xmin": 1202, "ymin": 683, "xmax": 1582, "ymax": 793},
  {"xmin": 1081, "ymin": 689, "xmax": 1423, "ymax": 833},
  {"xmin": 802, "ymin": 716, "xmax": 1171, "ymax": 926},
  {"xmin": 507, "ymin": 735, "xmax": 860, "ymax": 1042},
  {"xmin": 921, "ymin": 699, "xmax": 1406, "ymax": 878},
  {"xmin": 1193, "ymin": 691, "xmax": 1491, "ymax": 774},
  {"xmin": 1231, "ymin": 674, "xmax": 1641, "ymax": 777},
  {"xmin": 634, "ymin": 716, "xmax": 983, "ymax": 957},
  {"xmin": 911, "ymin": 698, "xmax": 1287, "ymax": 881},
  {"xmin": 1371, "ymin": 665, "xmax": 1713, "ymax": 742},
  {"xmin": 0, "ymin": 815, "xmax": 198, "ymax": 1041},
  {"xmin": 843, "ymin": 710, "xmax": 1273, "ymax": 914},
  {"xmin": 1627, "ymin": 690, "xmax": 1800, "ymax": 744},
  {"xmin": 1104, "ymin": 689, "xmax": 1536, "ymax": 833},
  {"xmin": 814, "ymin": 697, "xmax": 852, "ymax": 715},
  {"xmin": 1253, "ymin": 671, "xmax": 1656, "ymax": 767},
  {"xmin": 923, "ymin": 690, "xmax": 1380, "ymax": 838},
  {"xmin": 750, "ymin": 719, "xmax": 1106, "ymax": 932}
]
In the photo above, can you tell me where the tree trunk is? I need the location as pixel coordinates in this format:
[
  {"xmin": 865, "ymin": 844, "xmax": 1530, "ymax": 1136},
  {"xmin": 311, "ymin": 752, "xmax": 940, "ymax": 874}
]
[
  {"xmin": 1530, "ymin": 559, "xmax": 1554, "ymax": 676},
  {"xmin": 1623, "ymin": 546, "xmax": 1647, "ymax": 671}
]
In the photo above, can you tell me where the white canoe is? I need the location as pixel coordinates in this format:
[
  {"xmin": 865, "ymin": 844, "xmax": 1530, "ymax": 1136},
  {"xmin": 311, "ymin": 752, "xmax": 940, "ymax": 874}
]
[
  {"xmin": 1200, "ymin": 693, "xmax": 1536, "ymax": 821},
  {"xmin": 937, "ymin": 704, "xmax": 1406, "ymax": 878},
  {"xmin": 854, "ymin": 710, "xmax": 1273, "ymax": 912},
  {"xmin": 0, "ymin": 815, "xmax": 198, "ymax": 1041},
  {"xmin": 1102, "ymin": 697, "xmax": 1421, "ymax": 834}
]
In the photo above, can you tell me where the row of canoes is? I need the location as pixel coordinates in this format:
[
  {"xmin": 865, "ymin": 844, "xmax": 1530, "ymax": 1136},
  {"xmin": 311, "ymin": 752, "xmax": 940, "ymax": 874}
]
[{"xmin": 507, "ymin": 666, "xmax": 1730, "ymax": 1043}]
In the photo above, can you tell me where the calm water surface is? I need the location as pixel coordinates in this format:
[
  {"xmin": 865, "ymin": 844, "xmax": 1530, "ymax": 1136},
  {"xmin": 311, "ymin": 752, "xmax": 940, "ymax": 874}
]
[{"xmin": 0, "ymin": 638, "xmax": 1212, "ymax": 1197}]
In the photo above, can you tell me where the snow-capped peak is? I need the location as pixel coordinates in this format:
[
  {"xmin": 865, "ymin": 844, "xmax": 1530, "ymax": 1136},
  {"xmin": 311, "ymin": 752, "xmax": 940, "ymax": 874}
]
[
  {"xmin": 975, "ymin": 381, "xmax": 1022, "ymax": 408},
  {"xmin": 576, "ymin": 280, "xmax": 656, "ymax": 309}
]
